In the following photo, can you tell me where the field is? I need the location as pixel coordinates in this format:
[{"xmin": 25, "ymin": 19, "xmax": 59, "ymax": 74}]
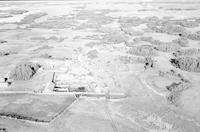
[
  {"xmin": 0, "ymin": 0, "xmax": 200, "ymax": 132},
  {"xmin": 0, "ymin": 94, "xmax": 76, "ymax": 122}
]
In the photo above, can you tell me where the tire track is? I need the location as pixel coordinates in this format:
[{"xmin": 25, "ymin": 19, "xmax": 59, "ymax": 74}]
[{"xmin": 104, "ymin": 99, "xmax": 118, "ymax": 132}]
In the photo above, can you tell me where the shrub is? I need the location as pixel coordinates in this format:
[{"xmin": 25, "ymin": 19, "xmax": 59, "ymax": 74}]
[
  {"xmin": 173, "ymin": 48, "xmax": 200, "ymax": 57},
  {"xmin": 170, "ymin": 57, "xmax": 200, "ymax": 72},
  {"xmin": 186, "ymin": 33, "xmax": 200, "ymax": 41},
  {"xmin": 144, "ymin": 56, "xmax": 154, "ymax": 69},
  {"xmin": 167, "ymin": 91, "xmax": 181, "ymax": 106},
  {"xmin": 166, "ymin": 81, "xmax": 191, "ymax": 106},
  {"xmin": 166, "ymin": 82, "xmax": 190, "ymax": 92},
  {"xmin": 119, "ymin": 56, "xmax": 145, "ymax": 64},
  {"xmin": 128, "ymin": 45, "xmax": 157, "ymax": 56},
  {"xmin": 154, "ymin": 43, "xmax": 180, "ymax": 52}
]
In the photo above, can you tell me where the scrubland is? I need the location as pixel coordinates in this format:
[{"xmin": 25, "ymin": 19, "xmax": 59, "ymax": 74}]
[{"xmin": 0, "ymin": 1, "xmax": 200, "ymax": 132}]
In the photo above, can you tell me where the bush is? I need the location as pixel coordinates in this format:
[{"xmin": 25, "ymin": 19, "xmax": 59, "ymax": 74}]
[
  {"xmin": 154, "ymin": 43, "xmax": 180, "ymax": 52},
  {"xmin": 119, "ymin": 56, "xmax": 145, "ymax": 64},
  {"xmin": 173, "ymin": 48, "xmax": 200, "ymax": 57},
  {"xmin": 101, "ymin": 32, "xmax": 126, "ymax": 44},
  {"xmin": 167, "ymin": 91, "xmax": 181, "ymax": 106},
  {"xmin": 133, "ymin": 37, "xmax": 163, "ymax": 45},
  {"xmin": 166, "ymin": 81, "xmax": 191, "ymax": 106},
  {"xmin": 186, "ymin": 33, "xmax": 200, "ymax": 41},
  {"xmin": 144, "ymin": 56, "xmax": 154, "ymax": 69},
  {"xmin": 170, "ymin": 57, "xmax": 200, "ymax": 72},
  {"xmin": 166, "ymin": 82, "xmax": 190, "ymax": 92},
  {"xmin": 128, "ymin": 45, "xmax": 157, "ymax": 56}
]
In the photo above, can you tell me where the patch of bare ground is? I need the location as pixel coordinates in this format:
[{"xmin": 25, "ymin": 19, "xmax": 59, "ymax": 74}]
[
  {"xmin": 86, "ymin": 50, "xmax": 99, "ymax": 59},
  {"xmin": 120, "ymin": 26, "xmax": 143, "ymax": 36},
  {"xmin": 119, "ymin": 16, "xmax": 144, "ymax": 27},
  {"xmin": 30, "ymin": 16, "xmax": 78, "ymax": 29},
  {"xmin": 144, "ymin": 16, "xmax": 162, "ymax": 25},
  {"xmin": 48, "ymin": 36, "xmax": 65, "ymax": 42},
  {"xmin": 9, "ymin": 62, "xmax": 40, "ymax": 80},
  {"xmin": 75, "ymin": 10, "xmax": 114, "ymax": 30},
  {"xmin": 101, "ymin": 32, "xmax": 126, "ymax": 44},
  {"xmin": 77, "ymin": 10, "xmax": 114, "ymax": 21},
  {"xmin": 19, "ymin": 12, "xmax": 48, "ymax": 24},
  {"xmin": 172, "ymin": 37, "xmax": 189, "ymax": 47},
  {"xmin": 32, "ymin": 45, "xmax": 53, "ymax": 53},
  {"xmin": 30, "ymin": 36, "xmax": 65, "ymax": 42},
  {"xmin": 170, "ymin": 57, "xmax": 200, "ymax": 72},
  {"xmin": 85, "ymin": 42, "xmax": 101, "ymax": 48},
  {"xmin": 30, "ymin": 45, "xmax": 53, "ymax": 58}
]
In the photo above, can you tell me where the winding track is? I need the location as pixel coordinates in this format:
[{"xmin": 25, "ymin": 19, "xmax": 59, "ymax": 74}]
[{"xmin": 139, "ymin": 75, "xmax": 166, "ymax": 97}]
